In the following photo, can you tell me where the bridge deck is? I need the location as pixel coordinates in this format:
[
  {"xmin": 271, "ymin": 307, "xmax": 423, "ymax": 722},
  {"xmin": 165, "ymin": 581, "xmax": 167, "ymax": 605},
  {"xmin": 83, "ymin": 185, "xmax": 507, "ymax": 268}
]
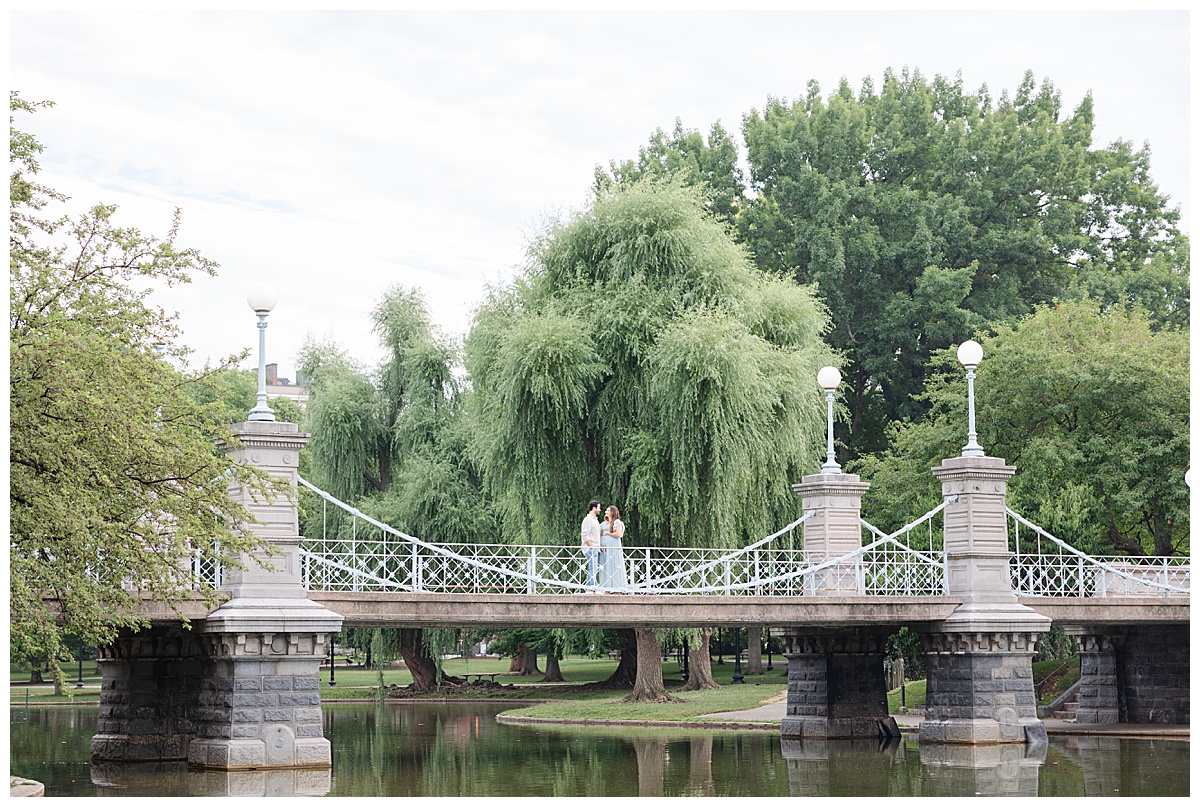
[
  {"xmin": 92, "ymin": 591, "xmax": 1190, "ymax": 629},
  {"xmin": 309, "ymin": 592, "xmax": 1189, "ymax": 629}
]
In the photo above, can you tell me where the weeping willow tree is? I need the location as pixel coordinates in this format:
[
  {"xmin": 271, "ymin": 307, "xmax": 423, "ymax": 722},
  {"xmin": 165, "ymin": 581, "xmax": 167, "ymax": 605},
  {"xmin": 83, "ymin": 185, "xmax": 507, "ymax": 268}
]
[
  {"xmin": 466, "ymin": 179, "xmax": 834, "ymax": 700},
  {"xmin": 300, "ymin": 285, "xmax": 497, "ymax": 692}
]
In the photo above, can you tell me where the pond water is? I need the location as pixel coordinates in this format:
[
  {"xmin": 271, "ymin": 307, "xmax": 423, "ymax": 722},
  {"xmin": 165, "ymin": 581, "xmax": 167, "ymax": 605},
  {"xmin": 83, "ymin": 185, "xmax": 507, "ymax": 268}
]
[{"xmin": 9, "ymin": 703, "xmax": 1190, "ymax": 797}]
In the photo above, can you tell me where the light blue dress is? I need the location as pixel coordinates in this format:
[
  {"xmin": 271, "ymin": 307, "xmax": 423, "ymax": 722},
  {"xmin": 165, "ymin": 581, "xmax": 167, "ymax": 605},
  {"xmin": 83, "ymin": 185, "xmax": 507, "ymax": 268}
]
[{"xmin": 599, "ymin": 519, "xmax": 627, "ymax": 591}]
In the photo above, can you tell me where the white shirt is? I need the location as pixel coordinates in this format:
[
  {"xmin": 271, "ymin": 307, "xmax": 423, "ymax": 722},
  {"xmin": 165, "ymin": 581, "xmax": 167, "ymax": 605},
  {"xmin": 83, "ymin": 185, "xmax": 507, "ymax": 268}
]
[{"xmin": 581, "ymin": 513, "xmax": 601, "ymax": 550}]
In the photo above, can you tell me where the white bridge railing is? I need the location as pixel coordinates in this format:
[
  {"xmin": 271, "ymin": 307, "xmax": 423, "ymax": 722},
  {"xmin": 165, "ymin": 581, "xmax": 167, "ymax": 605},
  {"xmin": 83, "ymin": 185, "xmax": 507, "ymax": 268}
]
[
  {"xmin": 193, "ymin": 476, "xmax": 1187, "ymax": 599},
  {"xmin": 296, "ymin": 477, "xmax": 953, "ymax": 596},
  {"xmin": 1008, "ymin": 508, "xmax": 1190, "ymax": 597}
]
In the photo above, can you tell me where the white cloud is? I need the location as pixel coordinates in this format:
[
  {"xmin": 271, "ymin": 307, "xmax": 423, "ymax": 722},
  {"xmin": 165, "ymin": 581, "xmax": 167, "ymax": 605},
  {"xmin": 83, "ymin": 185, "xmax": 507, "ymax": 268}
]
[{"xmin": 12, "ymin": 9, "xmax": 1189, "ymax": 381}]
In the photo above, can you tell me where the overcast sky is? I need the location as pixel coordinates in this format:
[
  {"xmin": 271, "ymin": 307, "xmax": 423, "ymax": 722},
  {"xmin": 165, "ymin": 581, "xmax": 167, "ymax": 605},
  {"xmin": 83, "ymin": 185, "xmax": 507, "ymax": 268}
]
[{"xmin": 11, "ymin": 9, "xmax": 1191, "ymax": 382}]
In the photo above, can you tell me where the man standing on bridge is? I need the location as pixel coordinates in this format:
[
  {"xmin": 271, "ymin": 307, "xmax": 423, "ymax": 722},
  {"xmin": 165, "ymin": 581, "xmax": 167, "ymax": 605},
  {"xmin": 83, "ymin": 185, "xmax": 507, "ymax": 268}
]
[{"xmin": 581, "ymin": 500, "xmax": 602, "ymax": 589}]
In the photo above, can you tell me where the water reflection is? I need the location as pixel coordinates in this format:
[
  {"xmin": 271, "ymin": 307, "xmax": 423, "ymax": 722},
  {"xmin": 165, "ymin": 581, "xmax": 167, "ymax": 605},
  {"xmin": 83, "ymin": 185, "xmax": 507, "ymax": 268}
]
[
  {"xmin": 10, "ymin": 703, "xmax": 1191, "ymax": 798},
  {"xmin": 90, "ymin": 762, "xmax": 331, "ymax": 797},
  {"xmin": 918, "ymin": 742, "xmax": 1046, "ymax": 797},
  {"xmin": 780, "ymin": 737, "xmax": 905, "ymax": 796}
]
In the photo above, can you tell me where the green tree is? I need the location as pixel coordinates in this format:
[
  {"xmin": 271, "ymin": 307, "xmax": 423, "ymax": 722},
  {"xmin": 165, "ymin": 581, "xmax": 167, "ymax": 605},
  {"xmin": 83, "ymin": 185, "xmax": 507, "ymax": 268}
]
[
  {"xmin": 738, "ymin": 69, "xmax": 1185, "ymax": 456},
  {"xmin": 298, "ymin": 285, "xmax": 497, "ymax": 690},
  {"xmin": 268, "ymin": 395, "xmax": 303, "ymax": 425},
  {"xmin": 182, "ymin": 367, "xmax": 255, "ymax": 423},
  {"xmin": 596, "ymin": 118, "xmax": 744, "ymax": 223},
  {"xmin": 852, "ymin": 299, "xmax": 1189, "ymax": 556},
  {"xmin": 465, "ymin": 179, "xmax": 834, "ymax": 699},
  {"xmin": 9, "ymin": 93, "xmax": 274, "ymax": 686},
  {"xmin": 181, "ymin": 365, "xmax": 302, "ymax": 424}
]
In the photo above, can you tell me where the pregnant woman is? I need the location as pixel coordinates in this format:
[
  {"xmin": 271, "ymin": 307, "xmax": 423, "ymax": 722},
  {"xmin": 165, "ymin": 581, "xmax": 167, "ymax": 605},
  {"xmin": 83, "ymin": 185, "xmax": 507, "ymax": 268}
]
[{"xmin": 599, "ymin": 504, "xmax": 628, "ymax": 592}]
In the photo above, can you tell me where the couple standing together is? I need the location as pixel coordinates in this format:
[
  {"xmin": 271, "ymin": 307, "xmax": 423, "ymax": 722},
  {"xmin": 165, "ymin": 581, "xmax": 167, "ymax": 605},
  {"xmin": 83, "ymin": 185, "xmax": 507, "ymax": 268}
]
[{"xmin": 580, "ymin": 500, "xmax": 628, "ymax": 592}]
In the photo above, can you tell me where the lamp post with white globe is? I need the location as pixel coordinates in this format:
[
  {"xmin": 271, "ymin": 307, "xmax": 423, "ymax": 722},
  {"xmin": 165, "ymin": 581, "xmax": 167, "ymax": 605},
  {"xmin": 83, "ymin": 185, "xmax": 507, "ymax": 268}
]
[
  {"xmin": 817, "ymin": 365, "xmax": 842, "ymax": 474},
  {"xmin": 957, "ymin": 339, "xmax": 984, "ymax": 457},
  {"xmin": 247, "ymin": 284, "xmax": 277, "ymax": 422}
]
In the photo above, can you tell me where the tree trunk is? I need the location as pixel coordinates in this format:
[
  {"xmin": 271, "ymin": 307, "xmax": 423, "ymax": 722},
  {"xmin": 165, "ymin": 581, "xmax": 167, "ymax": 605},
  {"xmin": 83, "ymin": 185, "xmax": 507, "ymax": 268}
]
[
  {"xmin": 510, "ymin": 648, "xmax": 524, "ymax": 672},
  {"xmin": 1108, "ymin": 518, "xmax": 1145, "ymax": 555},
  {"xmin": 398, "ymin": 629, "xmax": 439, "ymax": 692},
  {"xmin": 687, "ymin": 735, "xmax": 715, "ymax": 796},
  {"xmin": 519, "ymin": 646, "xmax": 541, "ymax": 676},
  {"xmin": 601, "ymin": 629, "xmax": 638, "ymax": 688},
  {"xmin": 746, "ymin": 626, "xmax": 763, "ymax": 675},
  {"xmin": 540, "ymin": 652, "xmax": 564, "ymax": 683},
  {"xmin": 1151, "ymin": 501, "xmax": 1174, "ymax": 556},
  {"xmin": 622, "ymin": 628, "xmax": 684, "ymax": 703},
  {"xmin": 633, "ymin": 736, "xmax": 667, "ymax": 797},
  {"xmin": 679, "ymin": 628, "xmax": 719, "ymax": 691},
  {"xmin": 28, "ymin": 668, "xmax": 44, "ymax": 684}
]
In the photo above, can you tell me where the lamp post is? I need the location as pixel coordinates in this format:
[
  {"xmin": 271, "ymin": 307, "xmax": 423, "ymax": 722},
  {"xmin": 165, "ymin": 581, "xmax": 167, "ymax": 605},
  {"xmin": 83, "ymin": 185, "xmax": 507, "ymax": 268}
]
[
  {"xmin": 75, "ymin": 639, "xmax": 85, "ymax": 689},
  {"xmin": 247, "ymin": 284, "xmax": 277, "ymax": 422},
  {"xmin": 817, "ymin": 366, "xmax": 842, "ymax": 473},
  {"xmin": 732, "ymin": 627, "xmax": 745, "ymax": 684},
  {"xmin": 957, "ymin": 340, "xmax": 984, "ymax": 457},
  {"xmin": 765, "ymin": 627, "xmax": 773, "ymax": 671}
]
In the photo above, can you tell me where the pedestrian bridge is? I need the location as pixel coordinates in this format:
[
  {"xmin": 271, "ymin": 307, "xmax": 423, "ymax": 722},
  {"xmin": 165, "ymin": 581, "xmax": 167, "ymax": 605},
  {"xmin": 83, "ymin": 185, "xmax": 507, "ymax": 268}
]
[
  {"xmin": 169, "ymin": 474, "xmax": 1193, "ymax": 629},
  {"xmin": 89, "ymin": 421, "xmax": 1190, "ymax": 773},
  {"xmin": 236, "ymin": 475, "xmax": 1190, "ymax": 602}
]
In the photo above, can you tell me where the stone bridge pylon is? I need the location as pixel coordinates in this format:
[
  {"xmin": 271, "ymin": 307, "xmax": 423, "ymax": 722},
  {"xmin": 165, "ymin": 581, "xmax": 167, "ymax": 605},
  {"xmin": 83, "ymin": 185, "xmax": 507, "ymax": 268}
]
[
  {"xmin": 90, "ymin": 420, "xmax": 343, "ymax": 776},
  {"xmin": 781, "ymin": 454, "xmax": 1051, "ymax": 746}
]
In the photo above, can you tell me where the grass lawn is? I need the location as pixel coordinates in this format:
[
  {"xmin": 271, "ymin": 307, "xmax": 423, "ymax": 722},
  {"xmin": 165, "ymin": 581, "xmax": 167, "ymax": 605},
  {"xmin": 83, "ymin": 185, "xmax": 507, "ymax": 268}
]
[
  {"xmin": 10, "ymin": 660, "xmax": 102, "ymax": 703},
  {"xmin": 1033, "ymin": 655, "xmax": 1080, "ymax": 704},
  {"xmin": 502, "ymin": 682, "xmax": 786, "ymax": 722}
]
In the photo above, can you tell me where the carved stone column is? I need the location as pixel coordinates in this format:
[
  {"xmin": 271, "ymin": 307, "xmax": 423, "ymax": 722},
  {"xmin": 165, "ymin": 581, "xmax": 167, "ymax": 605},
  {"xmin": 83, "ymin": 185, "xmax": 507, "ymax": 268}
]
[
  {"xmin": 188, "ymin": 420, "xmax": 343, "ymax": 770},
  {"xmin": 791, "ymin": 472, "xmax": 870, "ymax": 594},
  {"xmin": 921, "ymin": 455, "xmax": 1050, "ymax": 745},
  {"xmin": 920, "ymin": 631, "xmax": 1046, "ymax": 744},
  {"xmin": 1066, "ymin": 625, "xmax": 1190, "ymax": 725},
  {"xmin": 782, "ymin": 474, "xmax": 893, "ymax": 740}
]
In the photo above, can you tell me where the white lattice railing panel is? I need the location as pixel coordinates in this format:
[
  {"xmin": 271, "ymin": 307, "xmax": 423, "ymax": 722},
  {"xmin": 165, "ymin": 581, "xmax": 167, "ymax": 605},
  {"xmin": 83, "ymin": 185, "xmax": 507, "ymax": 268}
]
[
  {"xmin": 190, "ymin": 476, "xmax": 1188, "ymax": 600},
  {"xmin": 1008, "ymin": 508, "xmax": 1190, "ymax": 597}
]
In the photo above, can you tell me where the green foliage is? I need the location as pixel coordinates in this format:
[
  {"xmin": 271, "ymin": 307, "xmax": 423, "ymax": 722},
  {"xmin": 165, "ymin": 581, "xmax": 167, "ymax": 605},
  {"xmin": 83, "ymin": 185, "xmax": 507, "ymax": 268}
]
[
  {"xmin": 182, "ymin": 367, "xmax": 256, "ymax": 424},
  {"xmin": 466, "ymin": 179, "xmax": 834, "ymax": 549},
  {"xmin": 268, "ymin": 395, "xmax": 303, "ymax": 425},
  {"xmin": 300, "ymin": 343, "xmax": 385, "ymax": 502},
  {"xmin": 600, "ymin": 70, "xmax": 1185, "ymax": 458},
  {"xmin": 298, "ymin": 285, "xmax": 499, "ymax": 545},
  {"xmin": 1035, "ymin": 625, "xmax": 1077, "ymax": 663},
  {"xmin": 853, "ymin": 300, "xmax": 1188, "ymax": 555},
  {"xmin": 9, "ymin": 93, "xmax": 275, "ymax": 686},
  {"xmin": 884, "ymin": 628, "xmax": 926, "ymax": 679},
  {"xmin": 596, "ymin": 118, "xmax": 744, "ymax": 223}
]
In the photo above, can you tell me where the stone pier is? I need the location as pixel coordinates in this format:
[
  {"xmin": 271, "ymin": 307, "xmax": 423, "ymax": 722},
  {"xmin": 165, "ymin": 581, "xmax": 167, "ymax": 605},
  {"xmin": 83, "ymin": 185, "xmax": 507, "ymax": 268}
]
[
  {"xmin": 91, "ymin": 420, "xmax": 343, "ymax": 773},
  {"xmin": 919, "ymin": 455, "xmax": 1050, "ymax": 746},
  {"xmin": 1068, "ymin": 624, "xmax": 1189, "ymax": 725},
  {"xmin": 781, "ymin": 473, "xmax": 898, "ymax": 740}
]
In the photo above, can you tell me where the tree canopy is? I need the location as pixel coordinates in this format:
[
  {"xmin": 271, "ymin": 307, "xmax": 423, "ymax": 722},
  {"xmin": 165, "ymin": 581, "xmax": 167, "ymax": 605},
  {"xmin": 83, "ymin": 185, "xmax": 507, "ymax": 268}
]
[
  {"xmin": 465, "ymin": 178, "xmax": 835, "ymax": 550},
  {"xmin": 299, "ymin": 284, "xmax": 496, "ymax": 545},
  {"xmin": 852, "ymin": 299, "xmax": 1189, "ymax": 556},
  {"xmin": 605, "ymin": 70, "xmax": 1188, "ymax": 458},
  {"xmin": 596, "ymin": 118, "xmax": 744, "ymax": 224},
  {"xmin": 9, "ymin": 93, "xmax": 274, "ymax": 684}
]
